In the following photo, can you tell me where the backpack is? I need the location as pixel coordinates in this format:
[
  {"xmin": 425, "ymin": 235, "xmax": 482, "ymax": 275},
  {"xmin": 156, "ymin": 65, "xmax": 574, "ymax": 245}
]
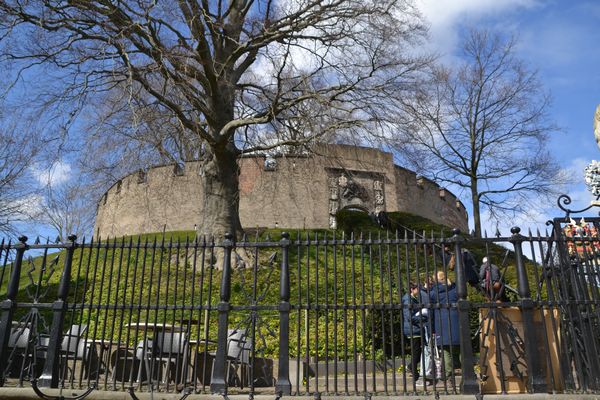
[{"xmin": 462, "ymin": 250, "xmax": 480, "ymax": 286}]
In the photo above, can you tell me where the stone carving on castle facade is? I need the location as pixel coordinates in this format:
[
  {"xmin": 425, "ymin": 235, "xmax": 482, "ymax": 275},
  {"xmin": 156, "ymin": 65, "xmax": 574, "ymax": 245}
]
[
  {"xmin": 264, "ymin": 156, "xmax": 277, "ymax": 171},
  {"xmin": 328, "ymin": 176, "xmax": 340, "ymax": 229},
  {"xmin": 329, "ymin": 186, "xmax": 338, "ymax": 200},
  {"xmin": 373, "ymin": 179, "xmax": 384, "ymax": 203},
  {"xmin": 329, "ymin": 201, "xmax": 339, "ymax": 214},
  {"xmin": 329, "ymin": 215, "xmax": 337, "ymax": 230},
  {"xmin": 341, "ymin": 178, "xmax": 369, "ymax": 202},
  {"xmin": 326, "ymin": 171, "xmax": 385, "ymax": 229}
]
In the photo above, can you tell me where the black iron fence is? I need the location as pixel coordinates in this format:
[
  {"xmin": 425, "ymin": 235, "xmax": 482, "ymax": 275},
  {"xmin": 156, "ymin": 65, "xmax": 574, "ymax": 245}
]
[{"xmin": 0, "ymin": 223, "xmax": 599, "ymax": 398}]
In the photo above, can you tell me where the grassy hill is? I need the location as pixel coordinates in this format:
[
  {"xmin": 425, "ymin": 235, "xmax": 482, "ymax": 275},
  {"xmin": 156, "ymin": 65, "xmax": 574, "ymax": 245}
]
[{"xmin": 1, "ymin": 211, "xmax": 545, "ymax": 360}]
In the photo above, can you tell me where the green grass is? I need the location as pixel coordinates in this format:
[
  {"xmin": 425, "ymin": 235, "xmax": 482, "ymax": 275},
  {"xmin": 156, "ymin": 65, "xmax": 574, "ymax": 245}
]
[{"xmin": 1, "ymin": 211, "xmax": 547, "ymax": 360}]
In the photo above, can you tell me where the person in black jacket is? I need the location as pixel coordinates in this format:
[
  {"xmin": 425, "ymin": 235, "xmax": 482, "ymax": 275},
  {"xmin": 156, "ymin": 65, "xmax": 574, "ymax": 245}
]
[
  {"xmin": 402, "ymin": 282, "xmax": 429, "ymax": 381},
  {"xmin": 445, "ymin": 246, "xmax": 480, "ymax": 288},
  {"xmin": 479, "ymin": 257, "xmax": 506, "ymax": 301}
]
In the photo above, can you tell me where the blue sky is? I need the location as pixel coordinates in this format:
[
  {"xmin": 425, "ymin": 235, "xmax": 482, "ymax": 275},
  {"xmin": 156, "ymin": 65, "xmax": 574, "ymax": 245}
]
[
  {"xmin": 417, "ymin": 0, "xmax": 600, "ymax": 234},
  {"xmin": 10, "ymin": 0, "xmax": 600, "ymax": 239}
]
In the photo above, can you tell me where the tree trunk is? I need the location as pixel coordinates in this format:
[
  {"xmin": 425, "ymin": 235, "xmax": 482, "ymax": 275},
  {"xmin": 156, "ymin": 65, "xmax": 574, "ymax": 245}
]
[
  {"xmin": 199, "ymin": 143, "xmax": 243, "ymax": 239},
  {"xmin": 470, "ymin": 179, "xmax": 481, "ymax": 238}
]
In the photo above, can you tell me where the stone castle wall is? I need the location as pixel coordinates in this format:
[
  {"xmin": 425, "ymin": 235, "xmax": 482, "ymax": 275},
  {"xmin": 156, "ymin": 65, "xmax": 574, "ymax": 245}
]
[{"xmin": 94, "ymin": 144, "xmax": 468, "ymax": 237}]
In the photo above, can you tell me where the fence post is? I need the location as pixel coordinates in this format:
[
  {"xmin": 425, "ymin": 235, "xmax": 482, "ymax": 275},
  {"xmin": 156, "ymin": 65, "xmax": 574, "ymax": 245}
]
[
  {"xmin": 511, "ymin": 227, "xmax": 546, "ymax": 393},
  {"xmin": 0, "ymin": 236, "xmax": 28, "ymax": 386},
  {"xmin": 276, "ymin": 232, "xmax": 292, "ymax": 395},
  {"xmin": 210, "ymin": 233, "xmax": 234, "ymax": 395},
  {"xmin": 452, "ymin": 229, "xmax": 478, "ymax": 394},
  {"xmin": 38, "ymin": 234, "xmax": 77, "ymax": 388}
]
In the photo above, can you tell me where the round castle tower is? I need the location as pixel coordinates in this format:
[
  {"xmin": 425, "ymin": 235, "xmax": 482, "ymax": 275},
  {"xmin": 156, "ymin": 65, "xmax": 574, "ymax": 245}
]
[{"xmin": 94, "ymin": 144, "xmax": 468, "ymax": 237}]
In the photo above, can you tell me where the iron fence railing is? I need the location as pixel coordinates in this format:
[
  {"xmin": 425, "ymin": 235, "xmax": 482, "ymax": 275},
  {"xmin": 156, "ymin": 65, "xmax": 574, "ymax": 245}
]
[{"xmin": 0, "ymin": 225, "xmax": 599, "ymax": 398}]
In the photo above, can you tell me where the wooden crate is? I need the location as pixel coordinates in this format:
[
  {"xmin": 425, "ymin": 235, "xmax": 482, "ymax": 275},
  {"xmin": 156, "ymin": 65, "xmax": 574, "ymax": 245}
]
[{"xmin": 479, "ymin": 307, "xmax": 562, "ymax": 394}]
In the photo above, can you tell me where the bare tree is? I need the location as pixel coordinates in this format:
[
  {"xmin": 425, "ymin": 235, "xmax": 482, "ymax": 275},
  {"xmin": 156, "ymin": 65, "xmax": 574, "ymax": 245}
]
[
  {"xmin": 396, "ymin": 29, "xmax": 566, "ymax": 237},
  {"xmin": 33, "ymin": 176, "xmax": 96, "ymax": 241},
  {"xmin": 0, "ymin": 0, "xmax": 431, "ymax": 237},
  {"xmin": 0, "ymin": 108, "xmax": 48, "ymax": 236}
]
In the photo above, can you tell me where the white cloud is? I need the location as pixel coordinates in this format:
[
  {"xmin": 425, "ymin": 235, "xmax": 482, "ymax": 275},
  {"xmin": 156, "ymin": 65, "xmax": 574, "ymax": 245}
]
[
  {"xmin": 563, "ymin": 158, "xmax": 597, "ymax": 209},
  {"xmin": 31, "ymin": 161, "xmax": 72, "ymax": 187},
  {"xmin": 560, "ymin": 187, "xmax": 596, "ymax": 212},
  {"xmin": 3, "ymin": 194, "xmax": 45, "ymax": 225},
  {"xmin": 416, "ymin": 0, "xmax": 539, "ymax": 56},
  {"xmin": 568, "ymin": 157, "xmax": 592, "ymax": 178},
  {"xmin": 14, "ymin": 194, "xmax": 45, "ymax": 216}
]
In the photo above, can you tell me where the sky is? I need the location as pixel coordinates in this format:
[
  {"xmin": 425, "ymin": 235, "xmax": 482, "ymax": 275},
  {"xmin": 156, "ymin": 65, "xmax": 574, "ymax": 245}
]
[
  {"xmin": 7, "ymin": 0, "xmax": 600, "ymax": 240},
  {"xmin": 416, "ymin": 0, "xmax": 600, "ymax": 235}
]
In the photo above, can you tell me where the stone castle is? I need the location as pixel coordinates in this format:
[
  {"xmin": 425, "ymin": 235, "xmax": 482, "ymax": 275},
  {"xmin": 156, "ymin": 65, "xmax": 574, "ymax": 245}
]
[{"xmin": 94, "ymin": 144, "xmax": 468, "ymax": 237}]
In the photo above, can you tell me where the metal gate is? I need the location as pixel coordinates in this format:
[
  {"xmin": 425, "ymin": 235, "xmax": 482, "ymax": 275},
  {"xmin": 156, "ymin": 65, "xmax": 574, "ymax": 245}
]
[{"xmin": 0, "ymin": 220, "xmax": 599, "ymax": 398}]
